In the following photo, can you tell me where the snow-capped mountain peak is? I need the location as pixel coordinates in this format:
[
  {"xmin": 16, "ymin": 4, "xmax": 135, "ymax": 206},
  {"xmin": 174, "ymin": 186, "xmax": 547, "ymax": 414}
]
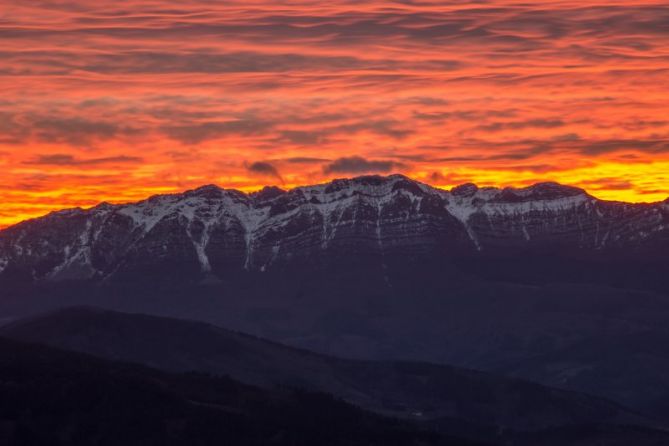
[{"xmin": 0, "ymin": 175, "xmax": 666, "ymax": 283}]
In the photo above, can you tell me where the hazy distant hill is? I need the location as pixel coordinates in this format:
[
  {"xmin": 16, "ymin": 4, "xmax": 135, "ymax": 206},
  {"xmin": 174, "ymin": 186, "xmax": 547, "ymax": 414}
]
[
  {"xmin": 4, "ymin": 306, "xmax": 656, "ymax": 441},
  {"xmin": 0, "ymin": 335, "xmax": 480, "ymax": 446}
]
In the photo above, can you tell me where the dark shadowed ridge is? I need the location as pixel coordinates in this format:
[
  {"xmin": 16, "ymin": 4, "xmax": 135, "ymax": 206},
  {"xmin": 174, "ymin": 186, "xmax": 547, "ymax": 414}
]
[
  {"xmin": 2, "ymin": 305, "xmax": 661, "ymax": 442},
  {"xmin": 0, "ymin": 334, "xmax": 472, "ymax": 446}
]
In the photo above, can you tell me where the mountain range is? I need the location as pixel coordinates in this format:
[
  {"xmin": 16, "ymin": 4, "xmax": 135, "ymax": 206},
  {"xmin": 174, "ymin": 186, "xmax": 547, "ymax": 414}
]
[
  {"xmin": 0, "ymin": 334, "xmax": 468, "ymax": 446},
  {"xmin": 3, "ymin": 306, "xmax": 653, "ymax": 439},
  {"xmin": 1, "ymin": 174, "xmax": 667, "ymax": 287},
  {"xmin": 1, "ymin": 175, "xmax": 668, "ymax": 420},
  {"xmin": 5, "ymin": 306, "xmax": 669, "ymax": 445}
]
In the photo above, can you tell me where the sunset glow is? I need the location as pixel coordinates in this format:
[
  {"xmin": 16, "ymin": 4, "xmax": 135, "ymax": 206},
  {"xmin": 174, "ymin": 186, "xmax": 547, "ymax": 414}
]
[{"xmin": 2, "ymin": 1, "xmax": 668, "ymax": 228}]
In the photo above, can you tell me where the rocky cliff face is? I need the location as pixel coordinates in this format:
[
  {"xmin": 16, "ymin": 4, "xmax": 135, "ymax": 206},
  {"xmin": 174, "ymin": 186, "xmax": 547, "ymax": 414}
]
[{"xmin": 0, "ymin": 174, "xmax": 667, "ymax": 284}]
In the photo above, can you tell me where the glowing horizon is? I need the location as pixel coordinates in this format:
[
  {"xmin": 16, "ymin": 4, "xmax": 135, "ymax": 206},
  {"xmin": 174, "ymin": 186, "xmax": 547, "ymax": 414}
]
[
  {"xmin": 2, "ymin": 1, "xmax": 668, "ymax": 228},
  {"xmin": 2, "ymin": 171, "xmax": 667, "ymax": 230}
]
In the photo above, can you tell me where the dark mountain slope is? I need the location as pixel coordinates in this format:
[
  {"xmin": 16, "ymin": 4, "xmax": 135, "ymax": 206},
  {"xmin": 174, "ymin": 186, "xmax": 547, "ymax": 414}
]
[
  {"xmin": 1, "ymin": 306, "xmax": 655, "ymax": 436},
  {"xmin": 0, "ymin": 335, "xmax": 472, "ymax": 446}
]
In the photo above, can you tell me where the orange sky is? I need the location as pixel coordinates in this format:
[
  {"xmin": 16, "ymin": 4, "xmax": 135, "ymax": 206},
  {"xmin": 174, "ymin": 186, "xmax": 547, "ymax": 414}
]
[{"xmin": 1, "ymin": 1, "xmax": 669, "ymax": 228}]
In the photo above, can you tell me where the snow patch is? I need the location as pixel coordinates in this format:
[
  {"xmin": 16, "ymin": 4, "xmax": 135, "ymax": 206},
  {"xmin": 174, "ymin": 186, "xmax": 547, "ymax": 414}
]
[
  {"xmin": 118, "ymin": 198, "xmax": 175, "ymax": 232},
  {"xmin": 444, "ymin": 192, "xmax": 591, "ymax": 250},
  {"xmin": 242, "ymin": 206, "xmax": 270, "ymax": 270},
  {"xmin": 190, "ymin": 224, "xmax": 213, "ymax": 273},
  {"xmin": 444, "ymin": 201, "xmax": 481, "ymax": 250},
  {"xmin": 47, "ymin": 219, "xmax": 97, "ymax": 280}
]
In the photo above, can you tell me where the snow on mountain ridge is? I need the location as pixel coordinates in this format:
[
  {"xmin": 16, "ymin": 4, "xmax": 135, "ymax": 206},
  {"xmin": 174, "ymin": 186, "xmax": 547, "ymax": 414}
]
[
  {"xmin": 1, "ymin": 175, "xmax": 604, "ymax": 233},
  {"xmin": 0, "ymin": 175, "xmax": 666, "ymax": 282}
]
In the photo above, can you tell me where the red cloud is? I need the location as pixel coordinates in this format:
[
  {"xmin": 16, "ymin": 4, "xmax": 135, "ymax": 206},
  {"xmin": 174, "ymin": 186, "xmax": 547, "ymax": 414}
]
[{"xmin": 0, "ymin": 1, "xmax": 668, "ymax": 227}]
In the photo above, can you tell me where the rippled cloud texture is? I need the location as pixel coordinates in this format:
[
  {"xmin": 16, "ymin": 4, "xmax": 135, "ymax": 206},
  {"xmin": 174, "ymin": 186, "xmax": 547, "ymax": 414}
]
[{"xmin": 1, "ymin": 1, "xmax": 668, "ymax": 226}]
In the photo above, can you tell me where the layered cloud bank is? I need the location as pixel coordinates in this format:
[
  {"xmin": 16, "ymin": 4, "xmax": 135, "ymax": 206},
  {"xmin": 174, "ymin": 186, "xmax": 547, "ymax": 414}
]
[{"xmin": 1, "ymin": 1, "xmax": 668, "ymax": 227}]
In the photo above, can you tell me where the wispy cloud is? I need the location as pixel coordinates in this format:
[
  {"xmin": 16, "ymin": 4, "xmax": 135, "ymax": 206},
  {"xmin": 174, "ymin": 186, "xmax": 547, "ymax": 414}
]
[
  {"xmin": 24, "ymin": 154, "xmax": 143, "ymax": 166},
  {"xmin": 245, "ymin": 161, "xmax": 283, "ymax": 183},
  {"xmin": 323, "ymin": 156, "xmax": 405, "ymax": 174},
  {"xmin": 0, "ymin": 0, "xmax": 668, "ymax": 227}
]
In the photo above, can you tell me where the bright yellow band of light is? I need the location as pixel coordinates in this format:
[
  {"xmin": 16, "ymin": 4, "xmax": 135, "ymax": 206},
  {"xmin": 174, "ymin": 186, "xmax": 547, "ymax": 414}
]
[{"xmin": 1, "ymin": 160, "xmax": 666, "ymax": 230}]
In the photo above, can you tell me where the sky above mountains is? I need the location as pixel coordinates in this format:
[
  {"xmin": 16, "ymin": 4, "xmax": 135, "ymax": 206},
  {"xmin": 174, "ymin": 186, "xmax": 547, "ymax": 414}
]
[{"xmin": 1, "ymin": 1, "xmax": 668, "ymax": 228}]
